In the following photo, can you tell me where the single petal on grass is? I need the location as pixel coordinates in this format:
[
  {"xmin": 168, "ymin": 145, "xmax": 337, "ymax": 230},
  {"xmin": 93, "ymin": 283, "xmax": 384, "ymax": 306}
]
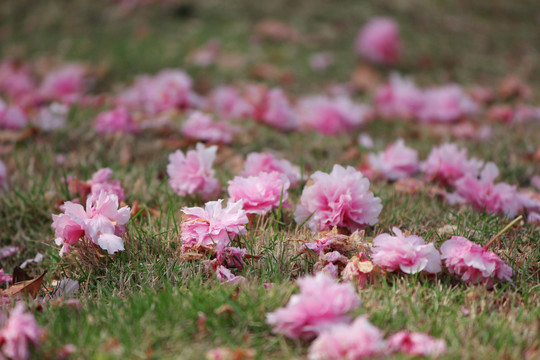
[{"xmin": 387, "ymin": 330, "xmax": 447, "ymax": 357}]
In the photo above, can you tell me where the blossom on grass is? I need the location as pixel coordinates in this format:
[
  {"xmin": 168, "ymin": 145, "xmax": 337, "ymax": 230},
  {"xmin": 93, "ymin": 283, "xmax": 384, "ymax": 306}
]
[
  {"xmin": 0, "ymin": 269, "xmax": 11, "ymax": 284},
  {"xmin": 0, "ymin": 60, "xmax": 36, "ymax": 100},
  {"xmin": 248, "ymin": 86, "xmax": 298, "ymax": 131},
  {"xmin": 295, "ymin": 165, "xmax": 382, "ymax": 232},
  {"xmin": 0, "ymin": 159, "xmax": 7, "ymax": 190},
  {"xmin": 167, "ymin": 143, "xmax": 221, "ymax": 201},
  {"xmin": 180, "ymin": 199, "xmax": 248, "ymax": 259},
  {"xmin": 94, "ymin": 107, "xmax": 139, "ymax": 134},
  {"xmin": 266, "ymin": 273, "xmax": 361, "ymax": 340},
  {"xmin": 228, "ymin": 172, "xmax": 290, "ymax": 215},
  {"xmin": 417, "ymin": 85, "xmax": 477, "ymax": 123},
  {"xmin": 308, "ymin": 316, "xmax": 384, "ymax": 360},
  {"xmin": 34, "ymin": 103, "xmax": 69, "ymax": 131},
  {"xmin": 52, "ymin": 191, "xmax": 131, "ymax": 256},
  {"xmin": 39, "ymin": 64, "xmax": 87, "ymax": 103},
  {"xmin": 387, "ymin": 330, "xmax": 447, "ymax": 357},
  {"xmin": 422, "ymin": 143, "xmax": 483, "ymax": 186},
  {"xmin": 0, "ymin": 304, "xmax": 43, "ymax": 360},
  {"xmin": 375, "ymin": 73, "xmax": 423, "ymax": 119},
  {"xmin": 208, "ymin": 86, "xmax": 253, "ymax": 120},
  {"xmin": 241, "ymin": 152, "xmax": 302, "ymax": 188},
  {"xmin": 0, "ymin": 104, "xmax": 28, "ymax": 130},
  {"xmin": 371, "ymin": 227, "xmax": 441, "ymax": 274},
  {"xmin": 366, "ymin": 139, "xmax": 419, "ymax": 180},
  {"xmin": 87, "ymin": 168, "xmax": 125, "ymax": 201},
  {"xmin": 296, "ymin": 96, "xmax": 371, "ymax": 136},
  {"xmin": 213, "ymin": 265, "xmax": 245, "ymax": 285},
  {"xmin": 454, "ymin": 162, "xmax": 522, "ymax": 218},
  {"xmin": 440, "ymin": 236, "xmax": 513, "ymax": 285},
  {"xmin": 181, "ymin": 111, "xmax": 237, "ymax": 144},
  {"xmin": 355, "ymin": 17, "xmax": 401, "ymax": 65}
]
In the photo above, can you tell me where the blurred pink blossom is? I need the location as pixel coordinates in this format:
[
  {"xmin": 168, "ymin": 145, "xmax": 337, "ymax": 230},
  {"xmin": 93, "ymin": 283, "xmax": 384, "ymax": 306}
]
[
  {"xmin": 367, "ymin": 139, "xmax": 419, "ymax": 180},
  {"xmin": 228, "ymin": 172, "xmax": 290, "ymax": 215},
  {"xmin": 387, "ymin": 330, "xmax": 447, "ymax": 357},
  {"xmin": 0, "ymin": 269, "xmax": 11, "ymax": 284},
  {"xmin": 0, "ymin": 104, "xmax": 28, "ymax": 130},
  {"xmin": 88, "ymin": 168, "xmax": 125, "ymax": 201},
  {"xmin": 355, "ymin": 17, "xmax": 401, "ymax": 65},
  {"xmin": 0, "ymin": 304, "xmax": 43, "ymax": 360},
  {"xmin": 181, "ymin": 111, "xmax": 237, "ymax": 144},
  {"xmin": 417, "ymin": 85, "xmax": 477, "ymax": 123},
  {"xmin": 39, "ymin": 64, "xmax": 88, "ymax": 103},
  {"xmin": 0, "ymin": 60, "xmax": 36, "ymax": 100},
  {"xmin": 94, "ymin": 107, "xmax": 139, "ymax": 134},
  {"xmin": 208, "ymin": 86, "xmax": 253, "ymax": 120},
  {"xmin": 375, "ymin": 73, "xmax": 423, "ymax": 119},
  {"xmin": 422, "ymin": 143, "xmax": 483, "ymax": 186},
  {"xmin": 248, "ymin": 86, "xmax": 298, "ymax": 131},
  {"xmin": 34, "ymin": 103, "xmax": 69, "ymax": 131},
  {"xmin": 241, "ymin": 152, "xmax": 302, "ymax": 188},
  {"xmin": 0, "ymin": 159, "xmax": 7, "ymax": 190},
  {"xmin": 309, "ymin": 52, "xmax": 334, "ymax": 71}
]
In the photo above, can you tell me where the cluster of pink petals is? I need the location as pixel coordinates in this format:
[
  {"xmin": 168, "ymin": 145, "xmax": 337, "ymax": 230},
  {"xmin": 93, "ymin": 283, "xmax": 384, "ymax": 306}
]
[
  {"xmin": 297, "ymin": 96, "xmax": 371, "ymax": 136},
  {"xmin": 355, "ymin": 17, "xmax": 401, "ymax": 65},
  {"xmin": 241, "ymin": 152, "xmax": 302, "ymax": 188},
  {"xmin": 0, "ymin": 304, "xmax": 43, "ymax": 360},
  {"xmin": 213, "ymin": 264, "xmax": 246, "ymax": 285},
  {"xmin": 0, "ymin": 159, "xmax": 7, "ymax": 190},
  {"xmin": 167, "ymin": 143, "xmax": 221, "ymax": 201},
  {"xmin": 417, "ymin": 85, "xmax": 478, "ymax": 123},
  {"xmin": 180, "ymin": 199, "xmax": 248, "ymax": 258},
  {"xmin": 228, "ymin": 172, "xmax": 290, "ymax": 215},
  {"xmin": 440, "ymin": 236, "xmax": 513, "ymax": 284},
  {"xmin": 266, "ymin": 273, "xmax": 361, "ymax": 340},
  {"xmin": 116, "ymin": 69, "xmax": 197, "ymax": 115},
  {"xmin": 367, "ymin": 139, "xmax": 419, "ymax": 180},
  {"xmin": 302, "ymin": 233, "xmax": 350, "ymax": 256},
  {"xmin": 33, "ymin": 103, "xmax": 69, "ymax": 131},
  {"xmin": 52, "ymin": 191, "xmax": 131, "ymax": 256},
  {"xmin": 0, "ymin": 269, "xmax": 11, "ymax": 284},
  {"xmin": 295, "ymin": 165, "xmax": 382, "ymax": 232},
  {"xmin": 422, "ymin": 143, "xmax": 483, "ymax": 186},
  {"xmin": 87, "ymin": 168, "xmax": 125, "ymax": 202},
  {"xmin": 371, "ymin": 227, "xmax": 441, "ymax": 274},
  {"xmin": 0, "ymin": 60, "xmax": 36, "ymax": 100},
  {"xmin": 375, "ymin": 73, "xmax": 423, "ymax": 119},
  {"xmin": 454, "ymin": 162, "xmax": 522, "ymax": 218},
  {"xmin": 248, "ymin": 86, "xmax": 298, "ymax": 131},
  {"xmin": 181, "ymin": 111, "xmax": 237, "ymax": 144},
  {"xmin": 208, "ymin": 86, "xmax": 253, "ymax": 120},
  {"xmin": 387, "ymin": 330, "xmax": 447, "ymax": 357},
  {"xmin": 0, "ymin": 102, "xmax": 28, "ymax": 130},
  {"xmin": 38, "ymin": 64, "xmax": 88, "ymax": 104},
  {"xmin": 94, "ymin": 107, "xmax": 139, "ymax": 134},
  {"xmin": 308, "ymin": 316, "xmax": 384, "ymax": 360}
]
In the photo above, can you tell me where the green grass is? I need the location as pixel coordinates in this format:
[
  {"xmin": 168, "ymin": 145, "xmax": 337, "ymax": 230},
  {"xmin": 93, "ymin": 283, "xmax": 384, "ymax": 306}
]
[{"xmin": 0, "ymin": 0, "xmax": 539, "ymax": 359}]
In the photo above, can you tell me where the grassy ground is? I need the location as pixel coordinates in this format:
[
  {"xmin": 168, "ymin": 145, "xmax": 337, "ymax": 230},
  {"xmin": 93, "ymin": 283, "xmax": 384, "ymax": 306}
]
[{"xmin": 0, "ymin": 0, "xmax": 539, "ymax": 359}]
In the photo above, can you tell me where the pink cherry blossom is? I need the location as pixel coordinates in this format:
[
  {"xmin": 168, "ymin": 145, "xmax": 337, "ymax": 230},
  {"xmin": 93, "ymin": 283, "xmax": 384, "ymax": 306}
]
[
  {"xmin": 454, "ymin": 162, "xmax": 522, "ymax": 218},
  {"xmin": 309, "ymin": 52, "xmax": 334, "ymax": 71},
  {"xmin": 228, "ymin": 172, "xmax": 290, "ymax": 215},
  {"xmin": 0, "ymin": 304, "xmax": 43, "ymax": 360},
  {"xmin": 248, "ymin": 86, "xmax": 298, "ymax": 131},
  {"xmin": 167, "ymin": 143, "xmax": 221, "ymax": 201},
  {"xmin": 39, "ymin": 64, "xmax": 87, "ymax": 103},
  {"xmin": 371, "ymin": 227, "xmax": 441, "ymax": 274},
  {"xmin": 355, "ymin": 17, "xmax": 401, "ymax": 65},
  {"xmin": 0, "ymin": 60, "xmax": 36, "ymax": 100},
  {"xmin": 207, "ymin": 86, "xmax": 253, "ymax": 120},
  {"xmin": 375, "ymin": 73, "xmax": 423, "ymax": 119},
  {"xmin": 295, "ymin": 165, "xmax": 382, "ymax": 232},
  {"xmin": 241, "ymin": 152, "xmax": 302, "ymax": 188},
  {"xmin": 94, "ymin": 107, "xmax": 139, "ymax": 134},
  {"xmin": 367, "ymin": 139, "xmax": 419, "ymax": 180},
  {"xmin": 308, "ymin": 316, "xmax": 385, "ymax": 360},
  {"xmin": 33, "ymin": 103, "xmax": 69, "ymax": 131},
  {"xmin": 181, "ymin": 111, "xmax": 237, "ymax": 144},
  {"xmin": 0, "ymin": 269, "xmax": 11, "ymax": 284},
  {"xmin": 387, "ymin": 330, "xmax": 447, "ymax": 357},
  {"xmin": 417, "ymin": 85, "xmax": 478, "ymax": 123},
  {"xmin": 296, "ymin": 95, "xmax": 371, "ymax": 136},
  {"xmin": 266, "ymin": 273, "xmax": 361, "ymax": 340},
  {"xmin": 180, "ymin": 199, "xmax": 248, "ymax": 258},
  {"xmin": 88, "ymin": 168, "xmax": 125, "ymax": 201},
  {"xmin": 0, "ymin": 104, "xmax": 28, "ymax": 130},
  {"xmin": 52, "ymin": 213, "xmax": 85, "ymax": 256},
  {"xmin": 440, "ymin": 236, "xmax": 513, "ymax": 284},
  {"xmin": 0, "ymin": 159, "xmax": 7, "ymax": 190},
  {"xmin": 422, "ymin": 143, "xmax": 483, "ymax": 186},
  {"xmin": 213, "ymin": 265, "xmax": 245, "ymax": 285}
]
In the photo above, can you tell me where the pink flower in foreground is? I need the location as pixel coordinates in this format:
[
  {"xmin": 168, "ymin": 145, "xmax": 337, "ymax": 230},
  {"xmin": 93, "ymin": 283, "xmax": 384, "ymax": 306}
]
[
  {"xmin": 440, "ymin": 236, "xmax": 513, "ymax": 284},
  {"xmin": 248, "ymin": 86, "xmax": 298, "ymax": 131},
  {"xmin": 375, "ymin": 73, "xmax": 423, "ymax": 119},
  {"xmin": 266, "ymin": 273, "xmax": 361, "ymax": 340},
  {"xmin": 387, "ymin": 330, "xmax": 447, "ymax": 357},
  {"xmin": 208, "ymin": 86, "xmax": 253, "ymax": 120},
  {"xmin": 167, "ymin": 143, "xmax": 221, "ymax": 201},
  {"xmin": 180, "ymin": 199, "xmax": 248, "ymax": 258},
  {"xmin": 241, "ymin": 152, "xmax": 302, "ymax": 188},
  {"xmin": 181, "ymin": 111, "xmax": 237, "ymax": 144},
  {"xmin": 355, "ymin": 17, "xmax": 401, "ymax": 65},
  {"xmin": 0, "ymin": 159, "xmax": 7, "ymax": 190},
  {"xmin": 295, "ymin": 165, "xmax": 382, "ymax": 232},
  {"xmin": 94, "ymin": 107, "xmax": 139, "ymax": 134},
  {"xmin": 454, "ymin": 162, "xmax": 522, "ymax": 218},
  {"xmin": 0, "ymin": 304, "xmax": 43, "ymax": 360},
  {"xmin": 308, "ymin": 316, "xmax": 384, "ymax": 360},
  {"xmin": 417, "ymin": 85, "xmax": 478, "ymax": 123},
  {"xmin": 297, "ymin": 96, "xmax": 371, "ymax": 136},
  {"xmin": 422, "ymin": 143, "xmax": 483, "ymax": 186},
  {"xmin": 228, "ymin": 172, "xmax": 290, "ymax": 215},
  {"xmin": 367, "ymin": 139, "xmax": 419, "ymax": 180},
  {"xmin": 371, "ymin": 227, "xmax": 441, "ymax": 274},
  {"xmin": 39, "ymin": 64, "xmax": 87, "ymax": 103}
]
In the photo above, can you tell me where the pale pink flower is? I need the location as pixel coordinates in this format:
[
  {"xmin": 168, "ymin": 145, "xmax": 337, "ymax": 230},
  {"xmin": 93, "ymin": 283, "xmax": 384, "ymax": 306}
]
[
  {"xmin": 375, "ymin": 73, "xmax": 423, "ymax": 119},
  {"xmin": 241, "ymin": 152, "xmax": 302, "ymax": 188},
  {"xmin": 387, "ymin": 330, "xmax": 447, "ymax": 357},
  {"xmin": 513, "ymin": 105, "xmax": 540, "ymax": 123},
  {"xmin": 181, "ymin": 111, "xmax": 237, "ymax": 144},
  {"xmin": 214, "ymin": 265, "xmax": 245, "ymax": 285},
  {"xmin": 0, "ymin": 304, "xmax": 43, "ymax": 360},
  {"xmin": 0, "ymin": 159, "xmax": 7, "ymax": 190},
  {"xmin": 167, "ymin": 143, "xmax": 221, "ymax": 201},
  {"xmin": 0, "ymin": 105, "xmax": 28, "ymax": 130},
  {"xmin": 187, "ymin": 39, "xmax": 220, "ymax": 67},
  {"xmin": 367, "ymin": 139, "xmax": 419, "ymax": 180},
  {"xmin": 422, "ymin": 143, "xmax": 483, "ymax": 186},
  {"xmin": 208, "ymin": 86, "xmax": 253, "ymax": 120},
  {"xmin": 297, "ymin": 95, "xmax": 371, "ymax": 136},
  {"xmin": 33, "ymin": 103, "xmax": 69, "ymax": 131},
  {"xmin": 94, "ymin": 107, "xmax": 139, "ymax": 134},
  {"xmin": 417, "ymin": 85, "xmax": 478, "ymax": 123},
  {"xmin": 0, "ymin": 269, "xmax": 11, "ymax": 284},
  {"xmin": 0, "ymin": 60, "xmax": 36, "ymax": 100},
  {"xmin": 454, "ymin": 162, "xmax": 522, "ymax": 218},
  {"xmin": 357, "ymin": 133, "xmax": 374, "ymax": 148},
  {"xmin": 180, "ymin": 199, "xmax": 248, "ymax": 258},
  {"xmin": 248, "ymin": 86, "xmax": 298, "ymax": 131},
  {"xmin": 52, "ymin": 213, "xmax": 85, "ymax": 256},
  {"xmin": 88, "ymin": 168, "xmax": 125, "ymax": 201},
  {"xmin": 309, "ymin": 52, "xmax": 334, "ymax": 71},
  {"xmin": 308, "ymin": 316, "xmax": 384, "ymax": 360},
  {"xmin": 295, "ymin": 165, "xmax": 382, "ymax": 232},
  {"xmin": 440, "ymin": 236, "xmax": 513, "ymax": 284},
  {"xmin": 228, "ymin": 172, "xmax": 290, "ymax": 215},
  {"xmin": 266, "ymin": 273, "xmax": 361, "ymax": 340},
  {"xmin": 371, "ymin": 227, "xmax": 441, "ymax": 274},
  {"xmin": 39, "ymin": 64, "xmax": 87, "ymax": 103},
  {"xmin": 355, "ymin": 17, "xmax": 401, "ymax": 65}
]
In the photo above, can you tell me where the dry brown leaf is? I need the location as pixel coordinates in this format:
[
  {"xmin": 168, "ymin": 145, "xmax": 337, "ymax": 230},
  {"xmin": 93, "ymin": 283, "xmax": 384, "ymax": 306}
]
[
  {"xmin": 215, "ymin": 304, "xmax": 235, "ymax": 315},
  {"xmin": 1, "ymin": 271, "xmax": 47, "ymax": 298},
  {"xmin": 254, "ymin": 19, "xmax": 300, "ymax": 41},
  {"xmin": 351, "ymin": 64, "xmax": 381, "ymax": 92},
  {"xmin": 394, "ymin": 178, "xmax": 426, "ymax": 195},
  {"xmin": 498, "ymin": 75, "xmax": 532, "ymax": 100}
]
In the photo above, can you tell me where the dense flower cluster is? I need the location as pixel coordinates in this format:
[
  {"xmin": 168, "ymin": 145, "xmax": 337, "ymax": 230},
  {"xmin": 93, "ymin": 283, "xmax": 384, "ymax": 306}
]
[{"xmin": 228, "ymin": 172, "xmax": 290, "ymax": 215}]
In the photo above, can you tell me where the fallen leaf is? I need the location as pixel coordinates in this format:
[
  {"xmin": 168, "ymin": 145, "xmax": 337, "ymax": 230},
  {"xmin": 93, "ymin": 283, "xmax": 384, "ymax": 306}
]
[
  {"xmin": 351, "ymin": 64, "xmax": 381, "ymax": 92},
  {"xmin": 1, "ymin": 271, "xmax": 47, "ymax": 298},
  {"xmin": 215, "ymin": 304, "xmax": 235, "ymax": 315},
  {"xmin": 254, "ymin": 19, "xmax": 300, "ymax": 42}
]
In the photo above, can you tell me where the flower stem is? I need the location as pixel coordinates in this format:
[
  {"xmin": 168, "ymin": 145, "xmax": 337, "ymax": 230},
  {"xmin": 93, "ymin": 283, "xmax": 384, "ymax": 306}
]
[{"xmin": 483, "ymin": 215, "xmax": 523, "ymax": 249}]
